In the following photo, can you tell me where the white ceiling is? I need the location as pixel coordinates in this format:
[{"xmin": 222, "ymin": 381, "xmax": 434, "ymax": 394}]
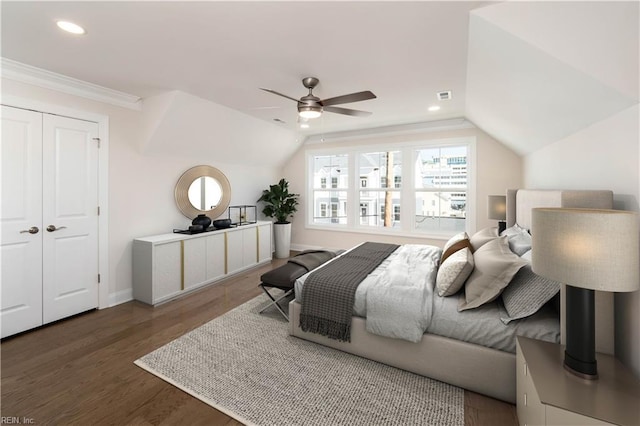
[
  {"xmin": 0, "ymin": 1, "xmax": 490, "ymax": 136},
  {"xmin": 1, "ymin": 1, "xmax": 637, "ymax": 155}
]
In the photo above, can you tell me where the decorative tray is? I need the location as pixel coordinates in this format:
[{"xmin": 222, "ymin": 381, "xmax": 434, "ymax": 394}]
[{"xmin": 172, "ymin": 225, "xmax": 236, "ymax": 235}]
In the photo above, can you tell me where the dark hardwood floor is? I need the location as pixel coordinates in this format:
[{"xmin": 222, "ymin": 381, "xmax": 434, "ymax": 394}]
[{"xmin": 1, "ymin": 256, "xmax": 517, "ymax": 425}]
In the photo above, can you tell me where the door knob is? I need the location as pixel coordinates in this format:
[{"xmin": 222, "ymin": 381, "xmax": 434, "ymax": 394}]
[
  {"xmin": 46, "ymin": 225, "xmax": 67, "ymax": 232},
  {"xmin": 20, "ymin": 226, "xmax": 40, "ymax": 234}
]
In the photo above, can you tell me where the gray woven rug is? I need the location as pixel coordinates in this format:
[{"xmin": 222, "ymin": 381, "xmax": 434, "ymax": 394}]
[{"xmin": 135, "ymin": 295, "xmax": 464, "ymax": 426}]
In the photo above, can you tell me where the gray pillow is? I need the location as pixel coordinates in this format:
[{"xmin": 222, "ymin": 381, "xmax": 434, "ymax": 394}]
[
  {"xmin": 458, "ymin": 236, "xmax": 528, "ymax": 311},
  {"xmin": 436, "ymin": 247, "xmax": 474, "ymax": 297},
  {"xmin": 469, "ymin": 227, "xmax": 498, "ymax": 251},
  {"xmin": 500, "ymin": 265, "xmax": 560, "ymax": 324}
]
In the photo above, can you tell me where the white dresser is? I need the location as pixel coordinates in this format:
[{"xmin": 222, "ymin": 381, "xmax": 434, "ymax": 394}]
[
  {"xmin": 133, "ymin": 221, "xmax": 272, "ymax": 305},
  {"xmin": 516, "ymin": 336, "xmax": 639, "ymax": 426}
]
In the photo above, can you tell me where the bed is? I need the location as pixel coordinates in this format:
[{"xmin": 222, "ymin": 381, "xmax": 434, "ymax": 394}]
[{"xmin": 288, "ymin": 189, "xmax": 614, "ymax": 403}]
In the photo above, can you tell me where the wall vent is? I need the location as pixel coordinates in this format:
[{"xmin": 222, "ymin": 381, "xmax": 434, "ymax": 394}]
[{"xmin": 437, "ymin": 91, "xmax": 452, "ymax": 101}]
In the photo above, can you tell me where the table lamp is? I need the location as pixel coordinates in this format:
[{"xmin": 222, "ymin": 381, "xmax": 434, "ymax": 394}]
[
  {"xmin": 532, "ymin": 208, "xmax": 639, "ymax": 379},
  {"xmin": 488, "ymin": 195, "xmax": 507, "ymax": 234}
]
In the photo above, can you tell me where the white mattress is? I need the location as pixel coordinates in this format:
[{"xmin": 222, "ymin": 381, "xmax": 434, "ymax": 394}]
[{"xmin": 295, "ymin": 244, "xmax": 560, "ymax": 353}]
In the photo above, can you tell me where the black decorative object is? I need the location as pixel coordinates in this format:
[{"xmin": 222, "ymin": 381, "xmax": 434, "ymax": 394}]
[
  {"xmin": 188, "ymin": 224, "xmax": 204, "ymax": 233},
  {"xmin": 213, "ymin": 218, "xmax": 232, "ymax": 229},
  {"xmin": 192, "ymin": 214, "xmax": 211, "ymax": 229}
]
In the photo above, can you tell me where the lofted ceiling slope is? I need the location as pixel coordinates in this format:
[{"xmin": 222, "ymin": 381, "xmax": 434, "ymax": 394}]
[{"xmin": 465, "ymin": 1, "xmax": 639, "ymax": 156}]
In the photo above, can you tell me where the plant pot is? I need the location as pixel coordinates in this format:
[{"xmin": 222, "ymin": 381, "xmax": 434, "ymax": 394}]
[{"xmin": 273, "ymin": 222, "xmax": 291, "ymax": 259}]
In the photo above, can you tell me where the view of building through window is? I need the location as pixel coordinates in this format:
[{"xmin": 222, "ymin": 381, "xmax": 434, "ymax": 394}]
[
  {"xmin": 309, "ymin": 143, "xmax": 468, "ymax": 234},
  {"xmin": 415, "ymin": 146, "xmax": 467, "ymax": 233}
]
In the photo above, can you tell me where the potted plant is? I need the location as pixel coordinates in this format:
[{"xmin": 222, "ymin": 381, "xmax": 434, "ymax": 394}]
[{"xmin": 257, "ymin": 178, "xmax": 299, "ymax": 258}]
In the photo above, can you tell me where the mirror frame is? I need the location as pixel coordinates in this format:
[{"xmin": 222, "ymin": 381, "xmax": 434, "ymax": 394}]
[{"xmin": 175, "ymin": 165, "xmax": 232, "ymax": 220}]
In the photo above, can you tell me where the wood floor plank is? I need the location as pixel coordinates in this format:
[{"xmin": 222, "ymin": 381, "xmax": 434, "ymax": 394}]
[{"xmin": 1, "ymin": 254, "xmax": 517, "ymax": 425}]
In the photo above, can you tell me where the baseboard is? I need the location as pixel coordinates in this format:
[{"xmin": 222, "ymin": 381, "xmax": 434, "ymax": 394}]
[
  {"xmin": 290, "ymin": 243, "xmax": 346, "ymax": 252},
  {"xmin": 109, "ymin": 288, "xmax": 133, "ymax": 307}
]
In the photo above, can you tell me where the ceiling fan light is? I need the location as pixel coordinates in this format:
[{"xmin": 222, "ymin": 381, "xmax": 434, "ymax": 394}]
[{"xmin": 298, "ymin": 106, "xmax": 322, "ymax": 119}]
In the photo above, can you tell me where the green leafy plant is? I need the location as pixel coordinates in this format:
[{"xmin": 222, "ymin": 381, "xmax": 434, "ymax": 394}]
[{"xmin": 257, "ymin": 178, "xmax": 299, "ymax": 224}]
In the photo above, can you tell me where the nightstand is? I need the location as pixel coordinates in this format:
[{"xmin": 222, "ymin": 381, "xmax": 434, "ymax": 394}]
[{"xmin": 516, "ymin": 336, "xmax": 640, "ymax": 426}]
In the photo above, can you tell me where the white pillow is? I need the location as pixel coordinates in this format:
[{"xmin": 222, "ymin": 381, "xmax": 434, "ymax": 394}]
[
  {"xmin": 470, "ymin": 227, "xmax": 498, "ymax": 251},
  {"xmin": 508, "ymin": 232, "xmax": 532, "ymax": 256},
  {"xmin": 500, "ymin": 223, "xmax": 532, "ymax": 256},
  {"xmin": 436, "ymin": 247, "xmax": 474, "ymax": 297},
  {"xmin": 500, "ymin": 223, "xmax": 527, "ymax": 237}
]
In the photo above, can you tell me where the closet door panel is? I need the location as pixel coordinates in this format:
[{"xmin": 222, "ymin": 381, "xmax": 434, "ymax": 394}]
[
  {"xmin": 0, "ymin": 106, "xmax": 44, "ymax": 338},
  {"xmin": 42, "ymin": 114, "xmax": 99, "ymax": 323}
]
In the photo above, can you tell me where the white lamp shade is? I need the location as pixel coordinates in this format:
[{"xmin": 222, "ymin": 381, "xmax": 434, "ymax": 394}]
[
  {"xmin": 532, "ymin": 208, "xmax": 639, "ymax": 292},
  {"xmin": 487, "ymin": 195, "xmax": 507, "ymax": 221}
]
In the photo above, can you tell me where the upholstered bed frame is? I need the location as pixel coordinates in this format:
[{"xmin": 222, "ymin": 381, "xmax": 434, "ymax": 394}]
[{"xmin": 288, "ymin": 189, "xmax": 614, "ymax": 403}]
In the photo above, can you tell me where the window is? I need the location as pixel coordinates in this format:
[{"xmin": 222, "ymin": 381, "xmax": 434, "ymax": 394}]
[
  {"xmin": 310, "ymin": 154, "xmax": 348, "ymax": 225},
  {"xmin": 358, "ymin": 151, "xmax": 401, "ymax": 228},
  {"xmin": 319, "ymin": 203, "xmax": 327, "ymax": 217},
  {"xmin": 308, "ymin": 139, "xmax": 472, "ymax": 236},
  {"xmin": 415, "ymin": 146, "xmax": 468, "ymax": 234},
  {"xmin": 394, "ymin": 176, "xmax": 401, "ymax": 188}
]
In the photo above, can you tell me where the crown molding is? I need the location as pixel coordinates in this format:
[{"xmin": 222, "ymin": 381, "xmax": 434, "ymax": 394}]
[
  {"xmin": 1, "ymin": 57, "xmax": 142, "ymax": 110},
  {"xmin": 303, "ymin": 117, "xmax": 475, "ymax": 144}
]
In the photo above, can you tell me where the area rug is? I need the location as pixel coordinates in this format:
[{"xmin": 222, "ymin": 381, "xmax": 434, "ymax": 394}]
[{"xmin": 135, "ymin": 295, "xmax": 464, "ymax": 426}]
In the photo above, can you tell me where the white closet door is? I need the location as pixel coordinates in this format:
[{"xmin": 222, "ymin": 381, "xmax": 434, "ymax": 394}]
[
  {"xmin": 42, "ymin": 114, "xmax": 99, "ymax": 323},
  {"xmin": 1, "ymin": 106, "xmax": 44, "ymax": 338}
]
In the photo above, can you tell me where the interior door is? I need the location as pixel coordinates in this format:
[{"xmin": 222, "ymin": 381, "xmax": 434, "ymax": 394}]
[
  {"xmin": 42, "ymin": 114, "xmax": 99, "ymax": 323},
  {"xmin": 1, "ymin": 106, "xmax": 44, "ymax": 338}
]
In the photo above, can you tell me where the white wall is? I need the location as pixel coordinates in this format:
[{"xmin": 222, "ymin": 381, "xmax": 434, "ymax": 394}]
[
  {"xmin": 282, "ymin": 125, "xmax": 522, "ymax": 250},
  {"xmin": 524, "ymin": 104, "xmax": 640, "ymax": 376},
  {"xmin": 1, "ymin": 78, "xmax": 282, "ymax": 304}
]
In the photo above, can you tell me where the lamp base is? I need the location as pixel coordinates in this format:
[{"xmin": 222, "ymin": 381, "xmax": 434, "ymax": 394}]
[
  {"xmin": 497, "ymin": 221, "xmax": 506, "ymax": 235},
  {"xmin": 564, "ymin": 351, "xmax": 598, "ymax": 380},
  {"xmin": 565, "ymin": 285, "xmax": 598, "ymax": 380}
]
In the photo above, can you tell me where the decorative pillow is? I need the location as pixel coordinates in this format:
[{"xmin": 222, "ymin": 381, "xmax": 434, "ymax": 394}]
[
  {"xmin": 441, "ymin": 238, "xmax": 473, "ymax": 264},
  {"xmin": 520, "ymin": 249, "xmax": 532, "ymax": 262},
  {"xmin": 500, "ymin": 223, "xmax": 526, "ymax": 237},
  {"xmin": 500, "ymin": 265, "xmax": 560, "ymax": 324},
  {"xmin": 469, "ymin": 227, "xmax": 498, "ymax": 251},
  {"xmin": 436, "ymin": 247, "xmax": 474, "ymax": 297},
  {"xmin": 443, "ymin": 231, "xmax": 469, "ymax": 253},
  {"xmin": 507, "ymin": 231, "xmax": 532, "ymax": 256},
  {"xmin": 458, "ymin": 236, "xmax": 528, "ymax": 311}
]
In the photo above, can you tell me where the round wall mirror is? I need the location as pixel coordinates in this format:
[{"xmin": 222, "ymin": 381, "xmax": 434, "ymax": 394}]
[{"xmin": 175, "ymin": 165, "xmax": 231, "ymax": 220}]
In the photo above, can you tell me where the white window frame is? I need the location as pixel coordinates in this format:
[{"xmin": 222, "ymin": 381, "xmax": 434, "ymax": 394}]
[{"xmin": 306, "ymin": 137, "xmax": 475, "ymax": 239}]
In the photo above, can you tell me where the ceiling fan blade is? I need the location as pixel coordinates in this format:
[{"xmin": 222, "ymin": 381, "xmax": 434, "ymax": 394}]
[
  {"xmin": 321, "ymin": 91, "xmax": 376, "ymax": 107},
  {"xmin": 259, "ymin": 88, "xmax": 300, "ymax": 103},
  {"xmin": 324, "ymin": 106, "xmax": 372, "ymax": 117}
]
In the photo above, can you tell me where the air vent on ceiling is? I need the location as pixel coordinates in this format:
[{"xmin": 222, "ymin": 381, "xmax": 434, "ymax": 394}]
[{"xmin": 437, "ymin": 91, "xmax": 452, "ymax": 101}]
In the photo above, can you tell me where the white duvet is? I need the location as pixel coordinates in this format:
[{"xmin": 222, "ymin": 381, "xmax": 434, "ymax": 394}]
[
  {"xmin": 295, "ymin": 244, "xmax": 442, "ymax": 343},
  {"xmin": 363, "ymin": 244, "xmax": 441, "ymax": 342}
]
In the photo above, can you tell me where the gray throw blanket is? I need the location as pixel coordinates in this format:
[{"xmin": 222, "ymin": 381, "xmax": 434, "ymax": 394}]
[
  {"xmin": 288, "ymin": 250, "xmax": 337, "ymax": 272},
  {"xmin": 299, "ymin": 242, "xmax": 400, "ymax": 342}
]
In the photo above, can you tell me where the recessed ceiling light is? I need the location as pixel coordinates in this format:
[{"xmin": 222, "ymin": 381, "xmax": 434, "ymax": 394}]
[
  {"xmin": 300, "ymin": 123, "xmax": 310, "ymax": 129},
  {"xmin": 56, "ymin": 20, "xmax": 86, "ymax": 35},
  {"xmin": 428, "ymin": 105, "xmax": 441, "ymax": 112}
]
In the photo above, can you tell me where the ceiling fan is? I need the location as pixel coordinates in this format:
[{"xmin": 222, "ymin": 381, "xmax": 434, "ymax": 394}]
[{"xmin": 260, "ymin": 77, "xmax": 376, "ymax": 119}]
